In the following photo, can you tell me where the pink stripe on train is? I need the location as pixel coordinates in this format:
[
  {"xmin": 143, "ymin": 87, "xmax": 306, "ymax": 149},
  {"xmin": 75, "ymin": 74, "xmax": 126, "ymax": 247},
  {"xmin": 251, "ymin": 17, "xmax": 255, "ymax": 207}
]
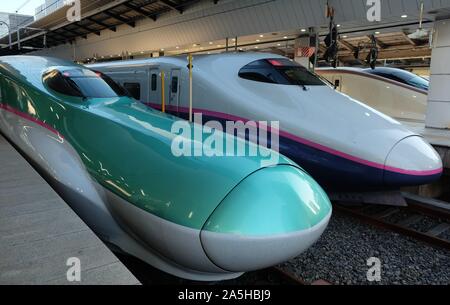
[
  {"xmin": 0, "ymin": 103, "xmax": 64, "ymax": 139},
  {"xmin": 144, "ymin": 102, "xmax": 443, "ymax": 177}
]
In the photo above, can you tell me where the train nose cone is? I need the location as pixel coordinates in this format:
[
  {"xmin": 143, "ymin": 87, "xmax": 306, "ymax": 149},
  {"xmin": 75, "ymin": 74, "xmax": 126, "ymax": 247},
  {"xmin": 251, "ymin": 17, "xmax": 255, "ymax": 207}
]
[
  {"xmin": 384, "ymin": 136, "xmax": 443, "ymax": 187},
  {"xmin": 200, "ymin": 165, "xmax": 332, "ymax": 272}
]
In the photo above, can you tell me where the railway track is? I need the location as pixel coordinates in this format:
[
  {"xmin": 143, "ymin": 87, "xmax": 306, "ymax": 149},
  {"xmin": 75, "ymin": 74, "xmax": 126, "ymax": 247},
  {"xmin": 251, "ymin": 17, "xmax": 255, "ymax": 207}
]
[
  {"xmin": 271, "ymin": 267, "xmax": 331, "ymax": 285},
  {"xmin": 270, "ymin": 267, "xmax": 307, "ymax": 285},
  {"xmin": 334, "ymin": 194, "xmax": 450, "ymax": 250}
]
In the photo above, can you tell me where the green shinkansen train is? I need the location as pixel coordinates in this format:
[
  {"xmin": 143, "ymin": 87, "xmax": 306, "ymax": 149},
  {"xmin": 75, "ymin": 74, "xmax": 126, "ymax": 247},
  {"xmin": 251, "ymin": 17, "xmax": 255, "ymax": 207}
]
[{"xmin": 0, "ymin": 56, "xmax": 331, "ymax": 281}]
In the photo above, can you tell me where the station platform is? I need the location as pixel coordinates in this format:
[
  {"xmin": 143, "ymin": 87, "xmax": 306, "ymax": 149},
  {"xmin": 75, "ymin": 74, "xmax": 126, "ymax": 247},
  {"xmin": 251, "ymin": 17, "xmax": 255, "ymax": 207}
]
[
  {"xmin": 401, "ymin": 121, "xmax": 450, "ymax": 171},
  {"xmin": 401, "ymin": 121, "xmax": 450, "ymax": 148},
  {"xmin": 0, "ymin": 134, "xmax": 140, "ymax": 285}
]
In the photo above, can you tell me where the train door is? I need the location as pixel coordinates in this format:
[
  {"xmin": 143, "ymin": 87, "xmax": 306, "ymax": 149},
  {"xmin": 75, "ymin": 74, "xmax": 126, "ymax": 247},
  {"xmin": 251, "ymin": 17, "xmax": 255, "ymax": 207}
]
[
  {"xmin": 169, "ymin": 69, "xmax": 181, "ymax": 113},
  {"xmin": 332, "ymin": 75, "xmax": 343, "ymax": 92},
  {"xmin": 149, "ymin": 68, "xmax": 160, "ymax": 107}
]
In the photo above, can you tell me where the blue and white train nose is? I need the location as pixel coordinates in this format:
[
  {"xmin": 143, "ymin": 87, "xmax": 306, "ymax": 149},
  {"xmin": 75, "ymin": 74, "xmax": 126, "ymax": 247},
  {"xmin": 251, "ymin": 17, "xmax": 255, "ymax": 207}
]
[{"xmin": 384, "ymin": 136, "xmax": 443, "ymax": 187}]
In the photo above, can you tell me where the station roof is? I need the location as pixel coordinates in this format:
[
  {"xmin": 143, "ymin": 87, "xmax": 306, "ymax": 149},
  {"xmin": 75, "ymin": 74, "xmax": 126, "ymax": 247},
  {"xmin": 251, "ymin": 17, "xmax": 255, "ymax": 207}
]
[
  {"xmin": 252, "ymin": 30, "xmax": 432, "ymax": 68},
  {"xmin": 0, "ymin": 0, "xmax": 201, "ymax": 55},
  {"xmin": 325, "ymin": 31, "xmax": 432, "ymax": 66}
]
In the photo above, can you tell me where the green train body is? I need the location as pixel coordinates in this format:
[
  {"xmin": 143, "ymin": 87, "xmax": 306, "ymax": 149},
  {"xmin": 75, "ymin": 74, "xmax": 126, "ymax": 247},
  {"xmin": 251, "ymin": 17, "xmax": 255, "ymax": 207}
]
[{"xmin": 0, "ymin": 56, "xmax": 332, "ymax": 281}]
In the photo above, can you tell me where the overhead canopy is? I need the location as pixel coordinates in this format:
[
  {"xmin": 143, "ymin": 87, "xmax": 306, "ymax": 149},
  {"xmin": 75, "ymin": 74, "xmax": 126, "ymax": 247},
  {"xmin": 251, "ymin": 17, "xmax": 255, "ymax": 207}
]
[{"xmin": 0, "ymin": 0, "xmax": 199, "ymax": 55}]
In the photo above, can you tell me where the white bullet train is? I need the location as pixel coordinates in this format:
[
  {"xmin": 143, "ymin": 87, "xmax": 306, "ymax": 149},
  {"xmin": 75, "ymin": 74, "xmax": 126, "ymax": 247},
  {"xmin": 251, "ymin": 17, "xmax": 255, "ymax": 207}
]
[
  {"xmin": 317, "ymin": 67, "xmax": 429, "ymax": 122},
  {"xmin": 89, "ymin": 53, "xmax": 443, "ymax": 193}
]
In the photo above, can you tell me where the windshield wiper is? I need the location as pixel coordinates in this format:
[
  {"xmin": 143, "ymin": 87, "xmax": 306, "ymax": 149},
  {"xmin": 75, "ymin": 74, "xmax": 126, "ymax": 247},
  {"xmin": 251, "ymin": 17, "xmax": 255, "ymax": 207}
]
[
  {"xmin": 297, "ymin": 82, "xmax": 310, "ymax": 91},
  {"xmin": 65, "ymin": 78, "xmax": 86, "ymax": 99}
]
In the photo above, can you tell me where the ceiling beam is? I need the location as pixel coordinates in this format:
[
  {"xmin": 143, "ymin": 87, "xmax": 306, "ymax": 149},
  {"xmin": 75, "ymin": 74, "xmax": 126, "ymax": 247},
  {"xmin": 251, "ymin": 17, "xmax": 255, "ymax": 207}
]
[
  {"xmin": 87, "ymin": 17, "xmax": 117, "ymax": 32},
  {"xmin": 339, "ymin": 47, "xmax": 431, "ymax": 62},
  {"xmin": 318, "ymin": 44, "xmax": 327, "ymax": 54},
  {"xmin": 368, "ymin": 35, "xmax": 387, "ymax": 49},
  {"xmin": 74, "ymin": 23, "xmax": 101, "ymax": 36},
  {"xmin": 402, "ymin": 31, "xmax": 417, "ymax": 46},
  {"xmin": 158, "ymin": 0, "xmax": 183, "ymax": 14},
  {"xmin": 47, "ymin": 32, "xmax": 67, "ymax": 41},
  {"xmin": 123, "ymin": 2, "xmax": 157, "ymax": 21},
  {"xmin": 338, "ymin": 39, "xmax": 356, "ymax": 51},
  {"xmin": 103, "ymin": 11, "xmax": 136, "ymax": 28},
  {"xmin": 52, "ymin": 30, "xmax": 80, "ymax": 42},
  {"xmin": 60, "ymin": 28, "xmax": 88, "ymax": 40}
]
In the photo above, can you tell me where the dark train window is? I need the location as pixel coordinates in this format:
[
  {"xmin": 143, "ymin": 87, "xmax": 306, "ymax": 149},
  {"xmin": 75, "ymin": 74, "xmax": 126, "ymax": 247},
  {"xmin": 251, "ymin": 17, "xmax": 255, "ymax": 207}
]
[
  {"xmin": 151, "ymin": 74, "xmax": 157, "ymax": 91},
  {"xmin": 44, "ymin": 70, "xmax": 84, "ymax": 97},
  {"xmin": 408, "ymin": 76, "xmax": 429, "ymax": 91},
  {"xmin": 43, "ymin": 69, "xmax": 128, "ymax": 98},
  {"xmin": 238, "ymin": 71, "xmax": 279, "ymax": 83},
  {"xmin": 171, "ymin": 77, "xmax": 178, "ymax": 93},
  {"xmin": 123, "ymin": 83, "xmax": 141, "ymax": 100},
  {"xmin": 0, "ymin": 76, "xmax": 3, "ymax": 102},
  {"xmin": 364, "ymin": 68, "xmax": 429, "ymax": 90},
  {"xmin": 239, "ymin": 59, "xmax": 326, "ymax": 86},
  {"xmin": 101, "ymin": 73, "xmax": 129, "ymax": 97}
]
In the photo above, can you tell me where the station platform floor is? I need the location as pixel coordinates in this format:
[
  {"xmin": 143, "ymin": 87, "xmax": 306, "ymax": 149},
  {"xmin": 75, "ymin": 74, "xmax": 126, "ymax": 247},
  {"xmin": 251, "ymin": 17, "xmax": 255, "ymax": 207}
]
[
  {"xmin": 401, "ymin": 121, "xmax": 450, "ymax": 148},
  {"xmin": 0, "ymin": 134, "xmax": 140, "ymax": 285},
  {"xmin": 400, "ymin": 120, "xmax": 450, "ymax": 171}
]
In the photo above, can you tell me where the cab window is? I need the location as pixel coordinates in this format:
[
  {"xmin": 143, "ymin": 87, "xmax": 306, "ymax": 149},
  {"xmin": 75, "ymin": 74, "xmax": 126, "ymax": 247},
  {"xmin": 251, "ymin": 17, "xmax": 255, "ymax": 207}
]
[
  {"xmin": 365, "ymin": 68, "xmax": 429, "ymax": 90},
  {"xmin": 239, "ymin": 59, "xmax": 326, "ymax": 86},
  {"xmin": 43, "ymin": 68, "xmax": 128, "ymax": 98}
]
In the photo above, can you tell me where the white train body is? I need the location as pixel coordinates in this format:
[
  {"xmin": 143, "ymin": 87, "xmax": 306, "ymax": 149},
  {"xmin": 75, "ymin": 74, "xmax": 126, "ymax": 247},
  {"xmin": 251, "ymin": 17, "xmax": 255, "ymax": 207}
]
[
  {"xmin": 89, "ymin": 53, "xmax": 443, "ymax": 192},
  {"xmin": 317, "ymin": 67, "xmax": 428, "ymax": 122}
]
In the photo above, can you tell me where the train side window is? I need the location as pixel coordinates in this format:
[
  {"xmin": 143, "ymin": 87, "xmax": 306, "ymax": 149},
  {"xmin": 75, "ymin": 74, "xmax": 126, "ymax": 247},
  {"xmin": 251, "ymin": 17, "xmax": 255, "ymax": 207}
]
[
  {"xmin": 373, "ymin": 72, "xmax": 406, "ymax": 84},
  {"xmin": 123, "ymin": 82, "xmax": 141, "ymax": 100},
  {"xmin": 151, "ymin": 74, "xmax": 157, "ymax": 91},
  {"xmin": 171, "ymin": 77, "xmax": 178, "ymax": 93}
]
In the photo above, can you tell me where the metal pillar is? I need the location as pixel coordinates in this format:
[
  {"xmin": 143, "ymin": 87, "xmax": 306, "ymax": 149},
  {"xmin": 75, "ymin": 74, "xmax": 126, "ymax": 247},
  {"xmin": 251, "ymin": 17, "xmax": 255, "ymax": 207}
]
[
  {"xmin": 0, "ymin": 21, "xmax": 11, "ymax": 49},
  {"xmin": 294, "ymin": 35, "xmax": 311, "ymax": 68},
  {"xmin": 17, "ymin": 28, "xmax": 20, "ymax": 50},
  {"xmin": 16, "ymin": 27, "xmax": 46, "ymax": 51}
]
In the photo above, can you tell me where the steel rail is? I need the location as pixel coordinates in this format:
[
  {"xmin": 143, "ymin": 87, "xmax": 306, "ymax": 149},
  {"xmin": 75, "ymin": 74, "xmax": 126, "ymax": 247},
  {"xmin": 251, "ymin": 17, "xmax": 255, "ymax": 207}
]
[{"xmin": 334, "ymin": 202, "xmax": 450, "ymax": 251}]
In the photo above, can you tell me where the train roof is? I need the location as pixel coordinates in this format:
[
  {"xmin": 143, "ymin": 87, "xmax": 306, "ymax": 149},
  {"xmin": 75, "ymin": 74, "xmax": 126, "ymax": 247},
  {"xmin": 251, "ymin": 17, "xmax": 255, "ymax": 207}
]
[
  {"xmin": 88, "ymin": 52, "xmax": 287, "ymax": 71},
  {"xmin": 0, "ymin": 56, "xmax": 83, "ymax": 89},
  {"xmin": 316, "ymin": 67, "xmax": 364, "ymax": 72},
  {"xmin": 0, "ymin": 56, "xmax": 79, "ymax": 73}
]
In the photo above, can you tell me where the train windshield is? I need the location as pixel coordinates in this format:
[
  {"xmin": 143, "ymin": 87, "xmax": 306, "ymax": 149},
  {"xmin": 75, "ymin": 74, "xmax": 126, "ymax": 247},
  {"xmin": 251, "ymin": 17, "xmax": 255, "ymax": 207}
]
[
  {"xmin": 239, "ymin": 59, "xmax": 326, "ymax": 86},
  {"xmin": 44, "ymin": 68, "xmax": 129, "ymax": 98},
  {"xmin": 364, "ymin": 68, "xmax": 429, "ymax": 91}
]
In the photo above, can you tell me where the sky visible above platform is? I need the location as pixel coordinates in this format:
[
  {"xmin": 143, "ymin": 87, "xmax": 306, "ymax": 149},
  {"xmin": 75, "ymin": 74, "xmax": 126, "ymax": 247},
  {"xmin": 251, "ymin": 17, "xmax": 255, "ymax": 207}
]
[{"xmin": 0, "ymin": 0, "xmax": 43, "ymax": 16}]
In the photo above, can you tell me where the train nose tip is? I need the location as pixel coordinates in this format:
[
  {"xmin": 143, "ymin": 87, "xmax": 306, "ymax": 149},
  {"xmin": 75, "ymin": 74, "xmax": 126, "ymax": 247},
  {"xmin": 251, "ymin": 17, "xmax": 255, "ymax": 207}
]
[
  {"xmin": 200, "ymin": 165, "xmax": 332, "ymax": 272},
  {"xmin": 384, "ymin": 136, "xmax": 443, "ymax": 187}
]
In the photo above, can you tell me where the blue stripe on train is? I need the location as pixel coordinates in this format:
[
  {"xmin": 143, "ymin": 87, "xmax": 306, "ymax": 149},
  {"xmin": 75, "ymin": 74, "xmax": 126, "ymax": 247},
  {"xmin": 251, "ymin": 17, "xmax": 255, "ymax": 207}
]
[{"xmin": 154, "ymin": 107, "xmax": 439, "ymax": 192}]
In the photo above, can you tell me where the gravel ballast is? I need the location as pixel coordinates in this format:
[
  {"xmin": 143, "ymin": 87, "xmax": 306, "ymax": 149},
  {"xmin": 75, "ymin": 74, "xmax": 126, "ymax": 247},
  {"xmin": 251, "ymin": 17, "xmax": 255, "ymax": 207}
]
[
  {"xmin": 117, "ymin": 212, "xmax": 450, "ymax": 285},
  {"xmin": 278, "ymin": 212, "xmax": 450, "ymax": 285}
]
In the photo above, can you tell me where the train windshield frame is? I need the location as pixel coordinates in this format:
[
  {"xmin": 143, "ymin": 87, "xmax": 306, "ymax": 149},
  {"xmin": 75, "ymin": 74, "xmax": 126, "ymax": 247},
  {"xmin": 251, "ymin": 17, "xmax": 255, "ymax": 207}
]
[
  {"xmin": 364, "ymin": 68, "xmax": 429, "ymax": 91},
  {"xmin": 44, "ymin": 68, "xmax": 129, "ymax": 99},
  {"xmin": 239, "ymin": 58, "xmax": 326, "ymax": 86}
]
